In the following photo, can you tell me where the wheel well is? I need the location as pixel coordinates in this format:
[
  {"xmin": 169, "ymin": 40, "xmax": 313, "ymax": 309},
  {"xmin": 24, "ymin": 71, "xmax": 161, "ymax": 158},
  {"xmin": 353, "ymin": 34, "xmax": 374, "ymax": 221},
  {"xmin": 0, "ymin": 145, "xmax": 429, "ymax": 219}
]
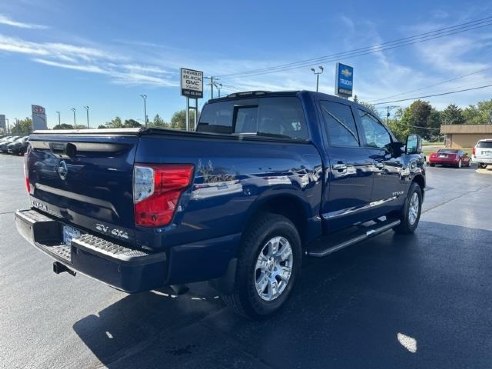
[
  {"xmin": 413, "ymin": 175, "xmax": 425, "ymax": 196},
  {"xmin": 244, "ymin": 195, "xmax": 308, "ymax": 245}
]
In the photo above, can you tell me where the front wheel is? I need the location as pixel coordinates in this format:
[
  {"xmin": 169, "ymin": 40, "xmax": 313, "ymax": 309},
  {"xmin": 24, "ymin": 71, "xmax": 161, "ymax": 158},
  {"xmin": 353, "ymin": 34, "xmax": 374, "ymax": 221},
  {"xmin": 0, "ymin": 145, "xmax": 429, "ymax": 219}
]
[
  {"xmin": 222, "ymin": 213, "xmax": 301, "ymax": 319},
  {"xmin": 393, "ymin": 182, "xmax": 423, "ymax": 234}
]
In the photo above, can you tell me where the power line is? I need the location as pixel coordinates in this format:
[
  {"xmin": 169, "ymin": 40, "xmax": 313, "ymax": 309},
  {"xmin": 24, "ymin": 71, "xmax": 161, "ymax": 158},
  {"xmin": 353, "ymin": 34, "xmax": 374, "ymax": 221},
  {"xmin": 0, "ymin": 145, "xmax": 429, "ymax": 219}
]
[
  {"xmin": 373, "ymin": 83, "xmax": 492, "ymax": 105},
  {"xmin": 216, "ymin": 16, "xmax": 492, "ymax": 78},
  {"xmin": 367, "ymin": 66, "xmax": 492, "ymax": 103}
]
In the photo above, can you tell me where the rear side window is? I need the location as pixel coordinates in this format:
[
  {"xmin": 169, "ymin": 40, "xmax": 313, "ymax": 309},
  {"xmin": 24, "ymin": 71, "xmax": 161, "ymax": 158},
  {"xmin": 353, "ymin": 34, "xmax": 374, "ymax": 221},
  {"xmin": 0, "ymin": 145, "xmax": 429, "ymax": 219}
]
[
  {"xmin": 320, "ymin": 101, "xmax": 359, "ymax": 147},
  {"xmin": 256, "ymin": 97, "xmax": 308, "ymax": 140},
  {"xmin": 198, "ymin": 97, "xmax": 308, "ymax": 140},
  {"xmin": 477, "ymin": 141, "xmax": 492, "ymax": 148}
]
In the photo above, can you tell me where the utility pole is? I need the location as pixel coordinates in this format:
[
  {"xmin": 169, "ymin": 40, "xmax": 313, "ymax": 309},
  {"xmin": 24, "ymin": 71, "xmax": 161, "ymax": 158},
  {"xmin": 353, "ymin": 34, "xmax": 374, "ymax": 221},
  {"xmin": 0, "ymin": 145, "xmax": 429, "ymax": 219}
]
[
  {"xmin": 84, "ymin": 106, "xmax": 90, "ymax": 128},
  {"xmin": 140, "ymin": 94, "xmax": 147, "ymax": 127},
  {"xmin": 71, "ymin": 108, "xmax": 76, "ymax": 126},
  {"xmin": 311, "ymin": 66, "xmax": 324, "ymax": 92},
  {"xmin": 56, "ymin": 111, "xmax": 60, "ymax": 126},
  {"xmin": 385, "ymin": 105, "xmax": 399, "ymax": 125},
  {"xmin": 214, "ymin": 82, "xmax": 223, "ymax": 97},
  {"xmin": 5, "ymin": 118, "xmax": 9, "ymax": 134},
  {"xmin": 205, "ymin": 76, "xmax": 219, "ymax": 99}
]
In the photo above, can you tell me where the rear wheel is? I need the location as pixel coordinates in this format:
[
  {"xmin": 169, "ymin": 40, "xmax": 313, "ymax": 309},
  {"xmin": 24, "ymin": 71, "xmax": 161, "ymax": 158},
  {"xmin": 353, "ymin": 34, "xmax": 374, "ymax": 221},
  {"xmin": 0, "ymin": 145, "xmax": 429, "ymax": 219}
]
[
  {"xmin": 479, "ymin": 163, "xmax": 487, "ymax": 169},
  {"xmin": 222, "ymin": 213, "xmax": 301, "ymax": 319},
  {"xmin": 393, "ymin": 182, "xmax": 422, "ymax": 234}
]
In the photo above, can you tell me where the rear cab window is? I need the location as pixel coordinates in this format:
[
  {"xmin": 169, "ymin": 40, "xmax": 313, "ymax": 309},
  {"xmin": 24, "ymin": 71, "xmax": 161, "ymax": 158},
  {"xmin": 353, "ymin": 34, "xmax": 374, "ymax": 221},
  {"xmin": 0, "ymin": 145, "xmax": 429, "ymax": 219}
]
[
  {"xmin": 477, "ymin": 141, "xmax": 492, "ymax": 148},
  {"xmin": 197, "ymin": 96, "xmax": 309, "ymax": 141}
]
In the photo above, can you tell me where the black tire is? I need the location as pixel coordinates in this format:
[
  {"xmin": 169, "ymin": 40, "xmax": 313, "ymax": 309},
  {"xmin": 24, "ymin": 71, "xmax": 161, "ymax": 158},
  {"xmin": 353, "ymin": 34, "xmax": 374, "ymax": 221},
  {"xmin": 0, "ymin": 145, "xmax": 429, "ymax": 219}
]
[
  {"xmin": 393, "ymin": 182, "xmax": 423, "ymax": 234},
  {"xmin": 222, "ymin": 213, "xmax": 301, "ymax": 319},
  {"xmin": 478, "ymin": 163, "xmax": 487, "ymax": 169}
]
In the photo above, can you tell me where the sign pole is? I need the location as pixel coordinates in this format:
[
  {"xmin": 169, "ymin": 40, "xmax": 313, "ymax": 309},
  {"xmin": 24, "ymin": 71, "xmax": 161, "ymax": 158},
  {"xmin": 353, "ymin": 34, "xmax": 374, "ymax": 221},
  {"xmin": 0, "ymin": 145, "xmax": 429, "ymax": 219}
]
[
  {"xmin": 194, "ymin": 98, "xmax": 198, "ymax": 131},
  {"xmin": 185, "ymin": 97, "xmax": 190, "ymax": 131}
]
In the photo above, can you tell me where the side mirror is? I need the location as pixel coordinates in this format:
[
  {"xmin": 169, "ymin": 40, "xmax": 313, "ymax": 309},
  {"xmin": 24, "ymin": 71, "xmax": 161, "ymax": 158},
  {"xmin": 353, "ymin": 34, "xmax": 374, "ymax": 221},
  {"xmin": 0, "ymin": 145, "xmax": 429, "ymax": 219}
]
[{"xmin": 405, "ymin": 134, "xmax": 422, "ymax": 154}]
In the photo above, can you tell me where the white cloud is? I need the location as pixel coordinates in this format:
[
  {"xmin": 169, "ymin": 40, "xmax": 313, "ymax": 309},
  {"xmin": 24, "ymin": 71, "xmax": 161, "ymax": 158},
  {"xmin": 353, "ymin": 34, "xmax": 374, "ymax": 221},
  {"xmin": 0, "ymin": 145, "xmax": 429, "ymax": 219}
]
[
  {"xmin": 33, "ymin": 58, "xmax": 106, "ymax": 74},
  {"xmin": 0, "ymin": 14, "xmax": 48, "ymax": 29},
  {"xmin": 0, "ymin": 34, "xmax": 176, "ymax": 87}
]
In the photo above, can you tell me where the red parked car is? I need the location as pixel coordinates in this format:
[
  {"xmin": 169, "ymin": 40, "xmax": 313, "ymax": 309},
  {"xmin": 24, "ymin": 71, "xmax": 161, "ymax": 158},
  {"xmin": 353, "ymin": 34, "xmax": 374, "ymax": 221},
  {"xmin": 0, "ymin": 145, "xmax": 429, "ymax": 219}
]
[{"xmin": 428, "ymin": 149, "xmax": 471, "ymax": 168}]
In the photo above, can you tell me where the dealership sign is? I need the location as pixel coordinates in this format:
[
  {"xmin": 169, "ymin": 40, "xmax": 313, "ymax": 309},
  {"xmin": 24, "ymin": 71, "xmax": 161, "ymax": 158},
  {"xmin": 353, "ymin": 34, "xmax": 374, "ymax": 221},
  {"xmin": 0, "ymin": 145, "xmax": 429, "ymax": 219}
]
[
  {"xmin": 32, "ymin": 104, "xmax": 47, "ymax": 130},
  {"xmin": 335, "ymin": 63, "xmax": 353, "ymax": 97},
  {"xmin": 181, "ymin": 68, "xmax": 203, "ymax": 98}
]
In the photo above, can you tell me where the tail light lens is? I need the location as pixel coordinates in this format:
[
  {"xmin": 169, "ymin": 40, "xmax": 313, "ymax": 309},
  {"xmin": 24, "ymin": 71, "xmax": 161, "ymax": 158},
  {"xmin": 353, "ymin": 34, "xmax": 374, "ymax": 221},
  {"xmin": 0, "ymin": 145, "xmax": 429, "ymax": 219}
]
[
  {"xmin": 133, "ymin": 164, "xmax": 194, "ymax": 227},
  {"xmin": 472, "ymin": 147, "xmax": 476, "ymax": 156},
  {"xmin": 24, "ymin": 154, "xmax": 31, "ymax": 194}
]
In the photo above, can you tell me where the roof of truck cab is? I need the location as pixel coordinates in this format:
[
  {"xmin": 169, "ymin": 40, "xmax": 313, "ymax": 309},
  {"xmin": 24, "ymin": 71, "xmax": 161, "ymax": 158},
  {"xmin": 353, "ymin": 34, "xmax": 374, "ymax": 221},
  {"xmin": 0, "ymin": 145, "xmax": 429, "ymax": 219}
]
[{"xmin": 208, "ymin": 90, "xmax": 354, "ymax": 104}]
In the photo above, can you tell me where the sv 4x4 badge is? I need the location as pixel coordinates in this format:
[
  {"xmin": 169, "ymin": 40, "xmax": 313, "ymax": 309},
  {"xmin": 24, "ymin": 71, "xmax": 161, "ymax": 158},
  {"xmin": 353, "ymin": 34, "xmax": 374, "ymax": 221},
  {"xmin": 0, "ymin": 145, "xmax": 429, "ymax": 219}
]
[{"xmin": 95, "ymin": 224, "xmax": 129, "ymax": 240}]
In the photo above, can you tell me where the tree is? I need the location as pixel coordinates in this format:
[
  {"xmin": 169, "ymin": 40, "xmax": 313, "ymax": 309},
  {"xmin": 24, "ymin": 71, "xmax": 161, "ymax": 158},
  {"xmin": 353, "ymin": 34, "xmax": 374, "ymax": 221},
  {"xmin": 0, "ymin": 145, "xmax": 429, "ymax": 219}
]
[
  {"xmin": 386, "ymin": 108, "xmax": 409, "ymax": 142},
  {"xmin": 53, "ymin": 123, "xmax": 74, "ymax": 130},
  {"xmin": 170, "ymin": 109, "xmax": 196, "ymax": 130},
  {"xmin": 441, "ymin": 104, "xmax": 465, "ymax": 125},
  {"xmin": 400, "ymin": 100, "xmax": 433, "ymax": 139},
  {"xmin": 103, "ymin": 116, "xmax": 123, "ymax": 128},
  {"xmin": 123, "ymin": 119, "xmax": 142, "ymax": 128},
  {"xmin": 427, "ymin": 108, "xmax": 442, "ymax": 141},
  {"xmin": 463, "ymin": 99, "xmax": 492, "ymax": 124},
  {"xmin": 150, "ymin": 114, "xmax": 168, "ymax": 128},
  {"xmin": 11, "ymin": 118, "xmax": 33, "ymax": 135}
]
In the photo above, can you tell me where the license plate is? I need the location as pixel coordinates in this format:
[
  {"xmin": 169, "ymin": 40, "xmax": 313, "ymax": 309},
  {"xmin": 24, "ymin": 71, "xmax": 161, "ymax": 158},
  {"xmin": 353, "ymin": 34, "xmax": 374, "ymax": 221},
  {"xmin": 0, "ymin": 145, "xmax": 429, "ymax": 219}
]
[
  {"xmin": 63, "ymin": 225, "xmax": 81, "ymax": 246},
  {"xmin": 439, "ymin": 154, "xmax": 447, "ymax": 158}
]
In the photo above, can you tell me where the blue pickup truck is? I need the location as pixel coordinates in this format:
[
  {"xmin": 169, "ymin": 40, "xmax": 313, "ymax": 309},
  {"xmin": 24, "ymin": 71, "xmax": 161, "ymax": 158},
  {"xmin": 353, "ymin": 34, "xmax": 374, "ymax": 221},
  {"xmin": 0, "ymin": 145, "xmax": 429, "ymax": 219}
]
[{"xmin": 16, "ymin": 91, "xmax": 425, "ymax": 319}]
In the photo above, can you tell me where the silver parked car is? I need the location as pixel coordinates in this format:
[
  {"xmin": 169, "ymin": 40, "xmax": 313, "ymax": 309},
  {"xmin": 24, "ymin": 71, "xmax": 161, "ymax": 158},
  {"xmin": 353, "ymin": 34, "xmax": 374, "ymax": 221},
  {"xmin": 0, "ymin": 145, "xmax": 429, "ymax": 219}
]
[{"xmin": 472, "ymin": 139, "xmax": 492, "ymax": 169}]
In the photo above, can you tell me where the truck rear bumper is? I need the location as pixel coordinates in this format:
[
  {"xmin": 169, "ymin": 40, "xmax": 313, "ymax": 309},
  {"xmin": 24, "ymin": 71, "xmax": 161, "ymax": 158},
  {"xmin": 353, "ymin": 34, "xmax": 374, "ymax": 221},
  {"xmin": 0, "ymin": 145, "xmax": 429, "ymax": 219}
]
[{"xmin": 15, "ymin": 209, "xmax": 167, "ymax": 293}]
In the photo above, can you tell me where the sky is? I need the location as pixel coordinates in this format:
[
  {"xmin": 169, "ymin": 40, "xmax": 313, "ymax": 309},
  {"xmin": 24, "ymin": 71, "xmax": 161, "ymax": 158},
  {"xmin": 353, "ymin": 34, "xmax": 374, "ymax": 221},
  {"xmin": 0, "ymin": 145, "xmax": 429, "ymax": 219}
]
[{"xmin": 1, "ymin": 0, "xmax": 492, "ymax": 128}]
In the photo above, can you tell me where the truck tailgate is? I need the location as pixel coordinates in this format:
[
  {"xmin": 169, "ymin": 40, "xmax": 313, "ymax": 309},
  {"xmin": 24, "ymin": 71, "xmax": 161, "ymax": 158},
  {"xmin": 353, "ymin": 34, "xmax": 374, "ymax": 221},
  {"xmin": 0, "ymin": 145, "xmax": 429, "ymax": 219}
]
[{"xmin": 27, "ymin": 131, "xmax": 139, "ymax": 244}]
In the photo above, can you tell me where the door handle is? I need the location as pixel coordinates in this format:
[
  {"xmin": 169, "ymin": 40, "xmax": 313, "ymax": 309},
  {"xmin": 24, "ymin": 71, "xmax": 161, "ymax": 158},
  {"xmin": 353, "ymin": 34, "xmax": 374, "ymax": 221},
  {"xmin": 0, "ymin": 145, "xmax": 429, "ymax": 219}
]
[{"xmin": 332, "ymin": 163, "xmax": 347, "ymax": 171}]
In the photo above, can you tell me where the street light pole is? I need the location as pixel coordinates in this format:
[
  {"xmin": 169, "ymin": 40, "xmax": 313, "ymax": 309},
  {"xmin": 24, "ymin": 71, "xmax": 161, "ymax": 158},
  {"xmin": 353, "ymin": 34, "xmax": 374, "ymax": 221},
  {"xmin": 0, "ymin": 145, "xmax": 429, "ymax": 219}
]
[
  {"xmin": 71, "ymin": 108, "xmax": 76, "ymax": 126},
  {"xmin": 310, "ymin": 66, "xmax": 324, "ymax": 92},
  {"xmin": 56, "ymin": 111, "xmax": 60, "ymax": 126},
  {"xmin": 84, "ymin": 106, "xmax": 90, "ymax": 128},
  {"xmin": 140, "ymin": 95, "xmax": 147, "ymax": 127}
]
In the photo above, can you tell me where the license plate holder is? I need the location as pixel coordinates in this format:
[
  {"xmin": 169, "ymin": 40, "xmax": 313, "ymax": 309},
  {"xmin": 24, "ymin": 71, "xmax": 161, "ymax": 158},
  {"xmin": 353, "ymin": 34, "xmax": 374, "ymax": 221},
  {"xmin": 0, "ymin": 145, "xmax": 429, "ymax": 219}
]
[{"xmin": 63, "ymin": 225, "xmax": 81, "ymax": 246}]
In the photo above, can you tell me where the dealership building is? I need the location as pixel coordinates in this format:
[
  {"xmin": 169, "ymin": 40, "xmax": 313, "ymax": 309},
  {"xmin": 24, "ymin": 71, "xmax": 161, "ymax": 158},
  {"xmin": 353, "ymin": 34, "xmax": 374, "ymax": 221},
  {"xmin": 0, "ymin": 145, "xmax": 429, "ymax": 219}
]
[{"xmin": 441, "ymin": 124, "xmax": 492, "ymax": 148}]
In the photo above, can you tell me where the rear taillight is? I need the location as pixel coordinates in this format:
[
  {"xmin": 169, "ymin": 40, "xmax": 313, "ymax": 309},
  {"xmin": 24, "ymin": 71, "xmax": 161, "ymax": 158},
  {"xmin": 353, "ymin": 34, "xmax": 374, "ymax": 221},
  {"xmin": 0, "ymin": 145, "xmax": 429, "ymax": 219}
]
[
  {"xmin": 133, "ymin": 164, "xmax": 194, "ymax": 227},
  {"xmin": 472, "ymin": 147, "xmax": 476, "ymax": 156},
  {"xmin": 24, "ymin": 155, "xmax": 31, "ymax": 194}
]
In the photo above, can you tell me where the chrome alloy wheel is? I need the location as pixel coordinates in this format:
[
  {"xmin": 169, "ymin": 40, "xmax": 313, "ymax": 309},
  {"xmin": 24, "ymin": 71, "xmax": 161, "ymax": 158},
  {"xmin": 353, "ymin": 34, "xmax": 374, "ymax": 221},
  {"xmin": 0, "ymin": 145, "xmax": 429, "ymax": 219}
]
[
  {"xmin": 408, "ymin": 192, "xmax": 420, "ymax": 226},
  {"xmin": 254, "ymin": 236, "xmax": 293, "ymax": 302}
]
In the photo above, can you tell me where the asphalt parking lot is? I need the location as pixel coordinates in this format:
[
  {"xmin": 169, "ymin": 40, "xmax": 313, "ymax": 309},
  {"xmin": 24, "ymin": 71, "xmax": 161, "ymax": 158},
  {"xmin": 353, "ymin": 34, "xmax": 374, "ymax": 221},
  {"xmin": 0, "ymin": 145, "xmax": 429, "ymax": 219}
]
[{"xmin": 1, "ymin": 154, "xmax": 491, "ymax": 369}]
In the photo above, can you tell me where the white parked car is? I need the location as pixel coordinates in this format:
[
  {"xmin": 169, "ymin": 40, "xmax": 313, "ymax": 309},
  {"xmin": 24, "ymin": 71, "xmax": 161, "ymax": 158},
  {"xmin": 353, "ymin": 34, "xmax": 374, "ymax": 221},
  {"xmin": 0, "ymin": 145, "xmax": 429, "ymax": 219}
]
[{"xmin": 472, "ymin": 138, "xmax": 492, "ymax": 169}]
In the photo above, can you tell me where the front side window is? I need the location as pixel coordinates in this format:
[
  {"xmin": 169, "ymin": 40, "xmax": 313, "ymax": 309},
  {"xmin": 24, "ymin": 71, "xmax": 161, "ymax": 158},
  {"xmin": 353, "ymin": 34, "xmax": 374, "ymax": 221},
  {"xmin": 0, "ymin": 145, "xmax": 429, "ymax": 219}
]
[
  {"xmin": 320, "ymin": 101, "xmax": 360, "ymax": 147},
  {"xmin": 358, "ymin": 110, "xmax": 392, "ymax": 149}
]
